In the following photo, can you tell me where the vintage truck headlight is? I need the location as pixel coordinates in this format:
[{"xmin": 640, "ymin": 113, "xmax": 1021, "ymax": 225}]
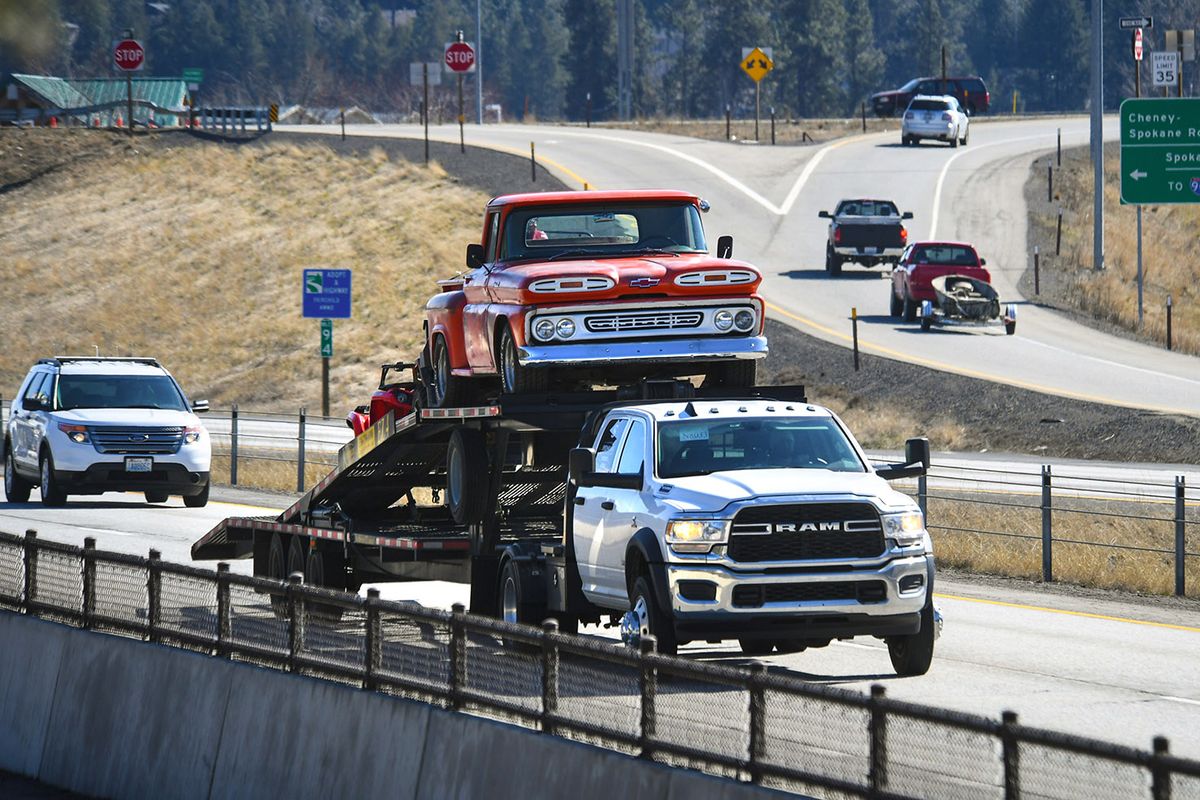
[
  {"xmin": 556, "ymin": 318, "xmax": 576, "ymax": 339},
  {"xmin": 714, "ymin": 310, "xmax": 734, "ymax": 331},
  {"xmin": 733, "ymin": 309, "xmax": 755, "ymax": 331},
  {"xmin": 666, "ymin": 519, "xmax": 730, "ymax": 553},
  {"xmin": 881, "ymin": 511, "xmax": 925, "ymax": 547},
  {"xmin": 533, "ymin": 318, "xmax": 557, "ymax": 341}
]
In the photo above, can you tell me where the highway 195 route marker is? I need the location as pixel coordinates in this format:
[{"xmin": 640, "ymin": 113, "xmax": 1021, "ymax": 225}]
[{"xmin": 1120, "ymin": 98, "xmax": 1200, "ymax": 204}]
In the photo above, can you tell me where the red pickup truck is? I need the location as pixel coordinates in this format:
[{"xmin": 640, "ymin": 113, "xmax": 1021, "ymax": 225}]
[
  {"xmin": 421, "ymin": 190, "xmax": 767, "ymax": 406},
  {"xmin": 890, "ymin": 241, "xmax": 990, "ymax": 322}
]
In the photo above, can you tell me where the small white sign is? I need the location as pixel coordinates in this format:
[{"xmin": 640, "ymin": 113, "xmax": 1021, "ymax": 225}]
[
  {"xmin": 1152, "ymin": 51, "xmax": 1179, "ymax": 87},
  {"xmin": 409, "ymin": 61, "xmax": 442, "ymax": 87}
]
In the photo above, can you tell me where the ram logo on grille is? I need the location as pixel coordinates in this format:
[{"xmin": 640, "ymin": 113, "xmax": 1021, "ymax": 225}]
[{"xmin": 773, "ymin": 520, "xmax": 878, "ymax": 533}]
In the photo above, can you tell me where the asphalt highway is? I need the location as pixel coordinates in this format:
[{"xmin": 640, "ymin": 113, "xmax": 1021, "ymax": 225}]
[{"xmin": 282, "ymin": 119, "xmax": 1200, "ymax": 416}]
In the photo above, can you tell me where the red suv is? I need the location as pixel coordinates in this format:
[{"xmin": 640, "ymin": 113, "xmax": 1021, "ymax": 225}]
[{"xmin": 872, "ymin": 76, "xmax": 990, "ymax": 117}]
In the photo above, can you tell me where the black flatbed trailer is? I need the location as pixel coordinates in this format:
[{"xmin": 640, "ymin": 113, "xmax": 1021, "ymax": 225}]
[{"xmin": 192, "ymin": 382, "xmax": 807, "ymax": 618}]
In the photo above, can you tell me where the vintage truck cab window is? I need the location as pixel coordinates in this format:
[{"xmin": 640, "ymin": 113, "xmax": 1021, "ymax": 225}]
[{"xmin": 502, "ymin": 203, "xmax": 708, "ymax": 261}]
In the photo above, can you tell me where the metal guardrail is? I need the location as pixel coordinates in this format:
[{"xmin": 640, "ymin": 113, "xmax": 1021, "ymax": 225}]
[{"xmin": 1, "ymin": 529, "xmax": 1197, "ymax": 800}]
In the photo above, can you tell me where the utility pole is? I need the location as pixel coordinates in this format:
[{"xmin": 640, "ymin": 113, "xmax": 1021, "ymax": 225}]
[
  {"xmin": 1090, "ymin": 0, "xmax": 1104, "ymax": 271},
  {"xmin": 616, "ymin": 0, "xmax": 633, "ymax": 120},
  {"xmin": 941, "ymin": 44, "xmax": 947, "ymax": 94},
  {"xmin": 475, "ymin": 0, "xmax": 483, "ymax": 125}
]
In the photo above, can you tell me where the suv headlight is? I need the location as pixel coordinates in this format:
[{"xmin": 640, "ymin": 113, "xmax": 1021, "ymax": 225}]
[
  {"xmin": 666, "ymin": 519, "xmax": 729, "ymax": 553},
  {"xmin": 183, "ymin": 426, "xmax": 204, "ymax": 445},
  {"xmin": 881, "ymin": 511, "xmax": 925, "ymax": 547},
  {"xmin": 58, "ymin": 423, "xmax": 89, "ymax": 444}
]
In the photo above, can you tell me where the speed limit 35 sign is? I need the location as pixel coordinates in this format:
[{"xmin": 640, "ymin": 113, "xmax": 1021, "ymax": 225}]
[{"xmin": 1152, "ymin": 51, "xmax": 1179, "ymax": 87}]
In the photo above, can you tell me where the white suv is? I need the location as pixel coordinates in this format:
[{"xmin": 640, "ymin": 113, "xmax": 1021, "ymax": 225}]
[
  {"xmin": 3, "ymin": 357, "xmax": 212, "ymax": 507},
  {"xmin": 901, "ymin": 94, "xmax": 969, "ymax": 147}
]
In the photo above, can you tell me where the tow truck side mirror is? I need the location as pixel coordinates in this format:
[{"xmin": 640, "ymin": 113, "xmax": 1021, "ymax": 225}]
[
  {"xmin": 875, "ymin": 436, "xmax": 930, "ymax": 480},
  {"xmin": 716, "ymin": 235, "xmax": 733, "ymax": 259},
  {"xmin": 569, "ymin": 447, "xmax": 595, "ymax": 486},
  {"xmin": 818, "ymin": 210, "xmax": 831, "ymax": 219},
  {"xmin": 466, "ymin": 243, "xmax": 485, "ymax": 269},
  {"xmin": 902, "ymin": 211, "xmax": 914, "ymax": 220}
]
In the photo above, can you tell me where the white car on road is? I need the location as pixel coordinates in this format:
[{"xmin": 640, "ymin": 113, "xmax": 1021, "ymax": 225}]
[
  {"xmin": 3, "ymin": 357, "xmax": 212, "ymax": 507},
  {"xmin": 901, "ymin": 95, "xmax": 969, "ymax": 147}
]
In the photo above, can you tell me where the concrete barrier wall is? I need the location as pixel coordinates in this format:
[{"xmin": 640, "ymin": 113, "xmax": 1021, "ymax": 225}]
[{"xmin": 0, "ymin": 612, "xmax": 791, "ymax": 800}]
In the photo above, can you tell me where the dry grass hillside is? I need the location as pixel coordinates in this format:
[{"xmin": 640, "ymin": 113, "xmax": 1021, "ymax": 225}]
[
  {"xmin": 1027, "ymin": 142, "xmax": 1198, "ymax": 356},
  {"xmin": 0, "ymin": 129, "xmax": 487, "ymax": 411}
]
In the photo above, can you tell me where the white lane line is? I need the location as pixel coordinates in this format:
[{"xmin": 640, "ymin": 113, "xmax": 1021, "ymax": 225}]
[
  {"xmin": 927, "ymin": 131, "xmax": 1065, "ymax": 239},
  {"xmin": 1159, "ymin": 696, "xmax": 1200, "ymax": 707},
  {"xmin": 527, "ymin": 129, "xmax": 875, "ymax": 217},
  {"xmin": 1017, "ymin": 336, "xmax": 1200, "ymax": 387}
]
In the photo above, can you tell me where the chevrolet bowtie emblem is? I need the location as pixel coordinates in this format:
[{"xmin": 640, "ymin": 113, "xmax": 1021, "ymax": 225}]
[{"xmin": 629, "ymin": 277, "xmax": 660, "ymax": 288}]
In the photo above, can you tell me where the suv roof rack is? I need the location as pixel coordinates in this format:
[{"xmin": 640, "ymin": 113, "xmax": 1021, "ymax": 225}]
[{"xmin": 38, "ymin": 356, "xmax": 162, "ymax": 368}]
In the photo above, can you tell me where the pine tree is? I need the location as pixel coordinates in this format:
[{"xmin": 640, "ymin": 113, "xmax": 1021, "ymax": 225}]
[{"xmin": 844, "ymin": 0, "xmax": 886, "ymax": 112}]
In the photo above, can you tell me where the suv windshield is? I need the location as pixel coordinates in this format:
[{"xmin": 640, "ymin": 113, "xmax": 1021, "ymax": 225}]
[
  {"xmin": 501, "ymin": 202, "xmax": 707, "ymax": 261},
  {"xmin": 55, "ymin": 375, "xmax": 188, "ymax": 411},
  {"xmin": 656, "ymin": 417, "xmax": 865, "ymax": 479}
]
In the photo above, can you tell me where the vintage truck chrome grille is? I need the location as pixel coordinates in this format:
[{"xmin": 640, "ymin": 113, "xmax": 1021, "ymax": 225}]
[
  {"xmin": 729, "ymin": 503, "xmax": 885, "ymax": 562},
  {"xmin": 584, "ymin": 310, "xmax": 704, "ymax": 333},
  {"xmin": 89, "ymin": 426, "xmax": 184, "ymax": 455}
]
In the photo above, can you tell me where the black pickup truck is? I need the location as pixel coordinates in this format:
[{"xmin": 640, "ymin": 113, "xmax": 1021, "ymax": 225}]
[{"xmin": 819, "ymin": 199, "xmax": 913, "ymax": 276}]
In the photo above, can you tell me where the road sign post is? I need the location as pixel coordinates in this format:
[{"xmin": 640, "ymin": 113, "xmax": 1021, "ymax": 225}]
[
  {"xmin": 740, "ymin": 47, "xmax": 774, "ymax": 142},
  {"xmin": 445, "ymin": 34, "xmax": 476, "ymax": 155},
  {"xmin": 303, "ymin": 270, "xmax": 350, "ymax": 416},
  {"xmin": 113, "ymin": 35, "xmax": 143, "ymax": 137},
  {"xmin": 1120, "ymin": 98, "xmax": 1200, "ymax": 204},
  {"xmin": 1133, "ymin": 28, "xmax": 1144, "ymax": 97}
]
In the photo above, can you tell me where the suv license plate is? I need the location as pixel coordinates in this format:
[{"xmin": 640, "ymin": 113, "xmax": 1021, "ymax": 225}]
[{"xmin": 125, "ymin": 457, "xmax": 153, "ymax": 473}]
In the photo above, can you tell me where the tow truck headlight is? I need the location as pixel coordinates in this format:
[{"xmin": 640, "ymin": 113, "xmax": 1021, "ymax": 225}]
[
  {"xmin": 533, "ymin": 318, "xmax": 557, "ymax": 341},
  {"xmin": 714, "ymin": 310, "xmax": 734, "ymax": 331},
  {"xmin": 881, "ymin": 511, "xmax": 925, "ymax": 546},
  {"xmin": 666, "ymin": 519, "xmax": 729, "ymax": 553},
  {"xmin": 733, "ymin": 309, "xmax": 755, "ymax": 331},
  {"xmin": 556, "ymin": 318, "xmax": 576, "ymax": 339},
  {"xmin": 183, "ymin": 427, "xmax": 204, "ymax": 445},
  {"xmin": 58, "ymin": 423, "xmax": 89, "ymax": 444}
]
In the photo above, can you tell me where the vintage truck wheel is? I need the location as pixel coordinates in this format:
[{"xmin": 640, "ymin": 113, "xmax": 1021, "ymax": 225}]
[
  {"xmin": 430, "ymin": 335, "xmax": 470, "ymax": 408},
  {"xmin": 1005, "ymin": 319, "xmax": 1017, "ymax": 336},
  {"xmin": 498, "ymin": 326, "xmax": 548, "ymax": 395},
  {"xmin": 446, "ymin": 428, "xmax": 489, "ymax": 525}
]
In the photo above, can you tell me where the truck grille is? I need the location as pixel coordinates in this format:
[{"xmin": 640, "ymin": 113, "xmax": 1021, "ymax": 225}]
[
  {"xmin": 89, "ymin": 426, "xmax": 184, "ymax": 455},
  {"xmin": 729, "ymin": 503, "xmax": 885, "ymax": 562},
  {"xmin": 732, "ymin": 580, "xmax": 887, "ymax": 608},
  {"xmin": 584, "ymin": 310, "xmax": 703, "ymax": 333}
]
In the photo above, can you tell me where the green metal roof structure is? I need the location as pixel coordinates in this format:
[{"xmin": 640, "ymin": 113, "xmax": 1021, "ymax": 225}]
[{"xmin": 10, "ymin": 74, "xmax": 186, "ymax": 126}]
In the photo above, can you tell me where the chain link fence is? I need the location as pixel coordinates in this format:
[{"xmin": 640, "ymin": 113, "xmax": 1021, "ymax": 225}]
[{"xmin": 2, "ymin": 528, "xmax": 1197, "ymax": 799}]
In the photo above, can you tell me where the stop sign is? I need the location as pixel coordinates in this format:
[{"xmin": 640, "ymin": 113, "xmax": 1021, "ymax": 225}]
[
  {"xmin": 444, "ymin": 41, "xmax": 476, "ymax": 73},
  {"xmin": 1132, "ymin": 28, "xmax": 1144, "ymax": 61},
  {"xmin": 114, "ymin": 38, "xmax": 145, "ymax": 72}
]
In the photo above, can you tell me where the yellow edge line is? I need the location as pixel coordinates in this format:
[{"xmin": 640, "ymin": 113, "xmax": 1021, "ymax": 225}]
[
  {"xmin": 935, "ymin": 592, "xmax": 1200, "ymax": 632},
  {"xmin": 764, "ymin": 299, "xmax": 1195, "ymax": 417}
]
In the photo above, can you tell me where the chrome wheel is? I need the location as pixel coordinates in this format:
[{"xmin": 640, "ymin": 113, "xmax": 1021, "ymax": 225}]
[
  {"xmin": 433, "ymin": 341, "xmax": 451, "ymax": 406},
  {"xmin": 502, "ymin": 575, "xmax": 519, "ymax": 624},
  {"xmin": 620, "ymin": 595, "xmax": 650, "ymax": 647}
]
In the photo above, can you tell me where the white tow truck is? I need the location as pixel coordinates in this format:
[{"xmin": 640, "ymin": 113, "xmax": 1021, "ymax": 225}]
[{"xmin": 194, "ymin": 381, "xmax": 940, "ymax": 675}]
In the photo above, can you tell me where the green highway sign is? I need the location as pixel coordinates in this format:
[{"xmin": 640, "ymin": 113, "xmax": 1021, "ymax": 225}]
[
  {"xmin": 182, "ymin": 67, "xmax": 204, "ymax": 83},
  {"xmin": 1120, "ymin": 98, "xmax": 1200, "ymax": 204},
  {"xmin": 320, "ymin": 319, "xmax": 333, "ymax": 358}
]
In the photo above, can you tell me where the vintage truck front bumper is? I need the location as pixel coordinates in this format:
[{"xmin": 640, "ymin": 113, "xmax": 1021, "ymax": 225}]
[{"xmin": 519, "ymin": 336, "xmax": 767, "ymax": 366}]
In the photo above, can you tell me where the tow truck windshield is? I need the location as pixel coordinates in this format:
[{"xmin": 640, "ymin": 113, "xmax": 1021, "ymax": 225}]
[
  {"xmin": 502, "ymin": 203, "xmax": 708, "ymax": 261},
  {"xmin": 656, "ymin": 417, "xmax": 865, "ymax": 478}
]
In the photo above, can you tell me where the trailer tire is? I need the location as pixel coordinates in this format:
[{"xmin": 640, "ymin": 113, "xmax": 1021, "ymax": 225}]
[
  {"xmin": 266, "ymin": 534, "xmax": 288, "ymax": 618},
  {"xmin": 447, "ymin": 428, "xmax": 489, "ymax": 525},
  {"xmin": 287, "ymin": 536, "xmax": 306, "ymax": 580},
  {"xmin": 306, "ymin": 548, "xmax": 346, "ymax": 621}
]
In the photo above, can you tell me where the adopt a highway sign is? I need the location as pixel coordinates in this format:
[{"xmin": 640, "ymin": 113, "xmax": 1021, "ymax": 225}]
[
  {"xmin": 302, "ymin": 268, "xmax": 352, "ymax": 318},
  {"xmin": 1119, "ymin": 98, "xmax": 1200, "ymax": 204}
]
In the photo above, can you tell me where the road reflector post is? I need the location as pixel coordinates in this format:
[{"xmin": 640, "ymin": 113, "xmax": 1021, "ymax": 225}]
[
  {"xmin": 1047, "ymin": 164, "xmax": 1053, "ymax": 202},
  {"xmin": 1176, "ymin": 477, "xmax": 1187, "ymax": 596},
  {"xmin": 82, "ymin": 538, "xmax": 96, "ymax": 630},
  {"xmin": 297, "ymin": 407, "xmax": 307, "ymax": 492},
  {"xmin": 725, "ymin": 104, "xmax": 731, "ymax": 141},
  {"xmin": 1041, "ymin": 465, "xmax": 1053, "ymax": 582},
  {"xmin": 230, "ymin": 403, "xmax": 239, "ymax": 486},
  {"xmin": 851, "ymin": 307, "xmax": 860, "ymax": 371},
  {"xmin": 531, "ymin": 141, "xmax": 536, "ymax": 183},
  {"xmin": 1057, "ymin": 127, "xmax": 1062, "ymax": 166},
  {"xmin": 771, "ymin": 106, "xmax": 776, "ymax": 145},
  {"xmin": 1034, "ymin": 246, "xmax": 1040, "ymax": 295},
  {"xmin": 1056, "ymin": 209, "xmax": 1063, "ymax": 256},
  {"xmin": 1166, "ymin": 296, "xmax": 1173, "ymax": 350}
]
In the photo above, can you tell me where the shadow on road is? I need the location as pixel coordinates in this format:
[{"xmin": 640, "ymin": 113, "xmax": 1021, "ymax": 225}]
[{"xmin": 778, "ymin": 269, "xmax": 888, "ymax": 281}]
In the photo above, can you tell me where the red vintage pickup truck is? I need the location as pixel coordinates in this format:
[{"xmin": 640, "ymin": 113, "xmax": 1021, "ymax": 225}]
[
  {"xmin": 421, "ymin": 190, "xmax": 767, "ymax": 406},
  {"xmin": 889, "ymin": 241, "xmax": 990, "ymax": 322}
]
